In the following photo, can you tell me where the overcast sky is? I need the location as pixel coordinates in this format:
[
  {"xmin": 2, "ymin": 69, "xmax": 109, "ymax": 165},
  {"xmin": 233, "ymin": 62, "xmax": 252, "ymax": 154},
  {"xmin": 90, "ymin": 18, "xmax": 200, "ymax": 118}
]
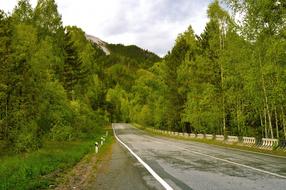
[{"xmin": 0, "ymin": 0, "xmax": 212, "ymax": 56}]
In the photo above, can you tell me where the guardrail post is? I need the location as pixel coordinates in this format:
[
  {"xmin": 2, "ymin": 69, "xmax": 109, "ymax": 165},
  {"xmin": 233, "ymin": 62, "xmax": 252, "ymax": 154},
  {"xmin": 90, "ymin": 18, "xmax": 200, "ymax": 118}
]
[
  {"xmin": 205, "ymin": 134, "xmax": 213, "ymax": 140},
  {"xmin": 197, "ymin": 134, "xmax": 204, "ymax": 139},
  {"xmin": 227, "ymin": 136, "xmax": 239, "ymax": 143},
  {"xmin": 261, "ymin": 138, "xmax": 278, "ymax": 150},
  {"xmin": 189, "ymin": 133, "xmax": 196, "ymax": 138},
  {"xmin": 215, "ymin": 135, "xmax": 224, "ymax": 141}
]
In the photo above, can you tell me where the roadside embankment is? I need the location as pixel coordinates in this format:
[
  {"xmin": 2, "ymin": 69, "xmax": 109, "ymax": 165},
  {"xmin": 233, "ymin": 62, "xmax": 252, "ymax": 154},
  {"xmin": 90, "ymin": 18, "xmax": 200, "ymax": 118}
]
[
  {"xmin": 55, "ymin": 131, "xmax": 114, "ymax": 190},
  {"xmin": 0, "ymin": 127, "xmax": 113, "ymax": 190}
]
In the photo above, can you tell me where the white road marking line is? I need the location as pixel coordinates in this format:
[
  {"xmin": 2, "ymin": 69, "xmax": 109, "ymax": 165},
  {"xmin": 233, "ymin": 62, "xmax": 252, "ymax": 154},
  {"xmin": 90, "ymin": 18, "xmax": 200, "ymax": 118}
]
[
  {"xmin": 184, "ymin": 149, "xmax": 286, "ymax": 179},
  {"xmin": 155, "ymin": 139, "xmax": 286, "ymax": 179},
  {"xmin": 131, "ymin": 126, "xmax": 286, "ymax": 179},
  {"xmin": 135, "ymin": 125, "xmax": 286, "ymax": 159},
  {"xmin": 208, "ymin": 144, "xmax": 286, "ymax": 159},
  {"xmin": 112, "ymin": 124, "xmax": 173, "ymax": 190},
  {"xmin": 132, "ymin": 125, "xmax": 286, "ymax": 159}
]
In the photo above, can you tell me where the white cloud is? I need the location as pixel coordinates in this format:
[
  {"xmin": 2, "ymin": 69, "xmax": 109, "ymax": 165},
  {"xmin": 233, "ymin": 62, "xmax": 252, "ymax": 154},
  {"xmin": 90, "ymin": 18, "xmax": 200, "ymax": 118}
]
[{"xmin": 0, "ymin": 0, "xmax": 211, "ymax": 56}]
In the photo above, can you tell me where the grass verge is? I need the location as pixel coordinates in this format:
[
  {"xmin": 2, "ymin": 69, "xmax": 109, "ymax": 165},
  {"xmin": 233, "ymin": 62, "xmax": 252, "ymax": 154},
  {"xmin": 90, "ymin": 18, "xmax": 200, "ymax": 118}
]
[
  {"xmin": 55, "ymin": 129, "xmax": 114, "ymax": 189},
  {"xmin": 0, "ymin": 128, "xmax": 111, "ymax": 190},
  {"xmin": 133, "ymin": 123, "xmax": 286, "ymax": 157}
]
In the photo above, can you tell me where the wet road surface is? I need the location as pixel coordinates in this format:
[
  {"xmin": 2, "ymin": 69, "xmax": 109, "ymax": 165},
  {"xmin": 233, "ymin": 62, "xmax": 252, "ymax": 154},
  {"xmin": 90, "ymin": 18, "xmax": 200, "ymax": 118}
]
[
  {"xmin": 112, "ymin": 123, "xmax": 286, "ymax": 190},
  {"xmin": 92, "ymin": 139, "xmax": 163, "ymax": 190}
]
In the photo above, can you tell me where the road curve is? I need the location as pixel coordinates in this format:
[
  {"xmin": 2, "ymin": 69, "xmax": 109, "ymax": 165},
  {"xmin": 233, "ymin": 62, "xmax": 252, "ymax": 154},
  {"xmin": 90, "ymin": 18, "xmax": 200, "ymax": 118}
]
[{"xmin": 113, "ymin": 123, "xmax": 286, "ymax": 190}]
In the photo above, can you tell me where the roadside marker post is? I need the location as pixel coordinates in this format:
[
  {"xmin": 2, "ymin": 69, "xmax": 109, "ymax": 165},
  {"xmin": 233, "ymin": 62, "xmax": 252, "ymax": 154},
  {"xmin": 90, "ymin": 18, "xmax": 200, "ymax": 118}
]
[
  {"xmin": 95, "ymin": 142, "xmax": 99, "ymax": 153},
  {"xmin": 106, "ymin": 131, "xmax": 108, "ymax": 136},
  {"xmin": 101, "ymin": 137, "xmax": 105, "ymax": 145}
]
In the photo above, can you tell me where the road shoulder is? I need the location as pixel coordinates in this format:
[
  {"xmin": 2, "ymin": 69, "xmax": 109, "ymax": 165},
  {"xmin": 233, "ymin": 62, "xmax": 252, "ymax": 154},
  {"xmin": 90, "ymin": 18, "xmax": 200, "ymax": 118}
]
[
  {"xmin": 89, "ymin": 138, "xmax": 163, "ymax": 190},
  {"xmin": 54, "ymin": 137, "xmax": 113, "ymax": 190}
]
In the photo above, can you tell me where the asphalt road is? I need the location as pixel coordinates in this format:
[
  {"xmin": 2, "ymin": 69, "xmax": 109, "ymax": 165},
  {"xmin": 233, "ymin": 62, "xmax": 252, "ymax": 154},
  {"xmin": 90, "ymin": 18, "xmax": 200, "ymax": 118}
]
[
  {"xmin": 92, "ymin": 138, "xmax": 163, "ymax": 190},
  {"xmin": 111, "ymin": 123, "xmax": 286, "ymax": 190}
]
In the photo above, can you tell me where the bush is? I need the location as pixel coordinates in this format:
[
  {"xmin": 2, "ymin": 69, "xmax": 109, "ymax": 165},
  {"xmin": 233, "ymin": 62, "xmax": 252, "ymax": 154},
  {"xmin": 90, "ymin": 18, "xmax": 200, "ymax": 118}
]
[
  {"xmin": 69, "ymin": 100, "xmax": 109, "ymax": 138},
  {"xmin": 50, "ymin": 124, "xmax": 73, "ymax": 141},
  {"xmin": 38, "ymin": 81, "xmax": 73, "ymax": 135},
  {"xmin": 13, "ymin": 121, "xmax": 42, "ymax": 153}
]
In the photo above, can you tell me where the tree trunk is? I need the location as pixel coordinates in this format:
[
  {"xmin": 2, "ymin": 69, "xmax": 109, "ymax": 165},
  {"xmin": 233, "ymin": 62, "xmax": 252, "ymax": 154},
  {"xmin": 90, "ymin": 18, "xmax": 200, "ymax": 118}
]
[
  {"xmin": 222, "ymin": 93, "xmax": 226, "ymax": 135},
  {"xmin": 4, "ymin": 94, "xmax": 9, "ymax": 140},
  {"xmin": 283, "ymin": 118, "xmax": 286, "ymax": 140},
  {"xmin": 275, "ymin": 107, "xmax": 279, "ymax": 139},
  {"xmin": 260, "ymin": 112, "xmax": 264, "ymax": 137},
  {"xmin": 219, "ymin": 24, "xmax": 226, "ymax": 136},
  {"xmin": 268, "ymin": 109, "xmax": 274, "ymax": 139},
  {"xmin": 281, "ymin": 107, "xmax": 286, "ymax": 139},
  {"xmin": 236, "ymin": 101, "xmax": 240, "ymax": 135},
  {"xmin": 220, "ymin": 53, "xmax": 226, "ymax": 135},
  {"xmin": 264, "ymin": 108, "xmax": 268, "ymax": 138},
  {"xmin": 259, "ymin": 53, "xmax": 273, "ymax": 138}
]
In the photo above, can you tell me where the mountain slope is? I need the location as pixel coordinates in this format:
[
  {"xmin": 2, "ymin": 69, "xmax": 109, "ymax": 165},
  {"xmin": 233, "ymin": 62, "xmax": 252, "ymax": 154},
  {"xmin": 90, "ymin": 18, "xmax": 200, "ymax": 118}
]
[
  {"xmin": 85, "ymin": 34, "xmax": 110, "ymax": 55},
  {"xmin": 107, "ymin": 44, "xmax": 161, "ymax": 68},
  {"xmin": 85, "ymin": 34, "xmax": 161, "ymax": 68}
]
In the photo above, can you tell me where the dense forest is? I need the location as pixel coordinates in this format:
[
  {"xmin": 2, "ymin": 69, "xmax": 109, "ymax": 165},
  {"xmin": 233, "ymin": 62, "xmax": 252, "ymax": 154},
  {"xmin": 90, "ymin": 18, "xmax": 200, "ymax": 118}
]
[
  {"xmin": 111, "ymin": 0, "xmax": 286, "ymax": 140},
  {"xmin": 0, "ymin": 0, "xmax": 160, "ymax": 153},
  {"xmin": 1, "ymin": 0, "xmax": 286, "ymax": 154}
]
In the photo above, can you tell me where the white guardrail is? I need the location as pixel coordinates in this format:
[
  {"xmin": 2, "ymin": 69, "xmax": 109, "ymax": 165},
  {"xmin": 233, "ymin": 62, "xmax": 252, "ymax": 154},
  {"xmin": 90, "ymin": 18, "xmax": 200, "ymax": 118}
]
[
  {"xmin": 205, "ymin": 134, "xmax": 213, "ymax": 140},
  {"xmin": 227, "ymin": 136, "xmax": 239, "ymax": 143},
  {"xmin": 197, "ymin": 134, "xmax": 204, "ymax": 139},
  {"xmin": 242, "ymin": 137, "xmax": 256, "ymax": 146},
  {"xmin": 151, "ymin": 128, "xmax": 283, "ymax": 150},
  {"xmin": 215, "ymin": 135, "xmax": 225, "ymax": 141},
  {"xmin": 189, "ymin": 133, "xmax": 196, "ymax": 138},
  {"xmin": 261, "ymin": 138, "xmax": 278, "ymax": 149}
]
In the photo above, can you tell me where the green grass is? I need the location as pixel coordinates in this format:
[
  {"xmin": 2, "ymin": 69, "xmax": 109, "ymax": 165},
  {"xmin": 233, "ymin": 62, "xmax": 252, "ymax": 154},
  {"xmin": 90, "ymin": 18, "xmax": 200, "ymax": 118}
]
[
  {"xmin": 54, "ymin": 128, "xmax": 114, "ymax": 188},
  {"xmin": 0, "ymin": 129, "xmax": 110, "ymax": 190},
  {"xmin": 133, "ymin": 124, "xmax": 286, "ymax": 157}
]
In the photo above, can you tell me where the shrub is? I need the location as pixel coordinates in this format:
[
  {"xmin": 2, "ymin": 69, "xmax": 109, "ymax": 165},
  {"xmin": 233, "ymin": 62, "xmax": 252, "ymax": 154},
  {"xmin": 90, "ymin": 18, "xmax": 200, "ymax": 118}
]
[
  {"xmin": 50, "ymin": 124, "xmax": 73, "ymax": 141},
  {"xmin": 13, "ymin": 121, "xmax": 42, "ymax": 153}
]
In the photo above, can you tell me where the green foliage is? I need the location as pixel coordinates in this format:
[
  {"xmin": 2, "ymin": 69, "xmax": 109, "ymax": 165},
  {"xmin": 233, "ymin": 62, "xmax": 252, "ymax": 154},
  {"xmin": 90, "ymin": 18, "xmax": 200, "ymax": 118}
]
[
  {"xmin": 13, "ymin": 121, "xmax": 41, "ymax": 153},
  {"xmin": 1, "ymin": 0, "xmax": 285, "ymax": 161},
  {"xmin": 0, "ymin": 140, "xmax": 98, "ymax": 190},
  {"xmin": 107, "ymin": 44, "xmax": 161, "ymax": 68},
  {"xmin": 34, "ymin": 0, "xmax": 64, "ymax": 38},
  {"xmin": 61, "ymin": 30, "xmax": 86, "ymax": 100},
  {"xmin": 0, "ymin": 0, "xmax": 109, "ymax": 153},
  {"xmin": 106, "ymin": 85, "xmax": 130, "ymax": 122},
  {"xmin": 128, "ymin": 0, "xmax": 286, "ymax": 140},
  {"xmin": 0, "ymin": 1, "xmax": 162, "ymax": 189},
  {"xmin": 224, "ymin": 0, "xmax": 286, "ymax": 39},
  {"xmin": 38, "ymin": 81, "xmax": 71, "ymax": 132},
  {"xmin": 50, "ymin": 124, "xmax": 73, "ymax": 141},
  {"xmin": 11, "ymin": 0, "xmax": 33, "ymax": 24}
]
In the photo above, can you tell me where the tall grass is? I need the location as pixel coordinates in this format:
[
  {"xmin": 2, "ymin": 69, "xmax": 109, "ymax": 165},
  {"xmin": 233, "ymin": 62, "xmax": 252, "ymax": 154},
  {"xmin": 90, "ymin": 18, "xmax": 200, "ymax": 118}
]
[{"xmin": 0, "ymin": 132, "xmax": 107, "ymax": 190}]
